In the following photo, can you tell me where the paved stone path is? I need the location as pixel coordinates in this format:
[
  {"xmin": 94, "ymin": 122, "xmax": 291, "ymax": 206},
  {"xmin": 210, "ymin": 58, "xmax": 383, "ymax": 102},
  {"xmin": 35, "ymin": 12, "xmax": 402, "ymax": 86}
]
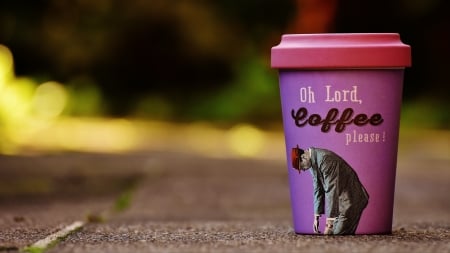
[{"xmin": 0, "ymin": 129, "xmax": 449, "ymax": 252}]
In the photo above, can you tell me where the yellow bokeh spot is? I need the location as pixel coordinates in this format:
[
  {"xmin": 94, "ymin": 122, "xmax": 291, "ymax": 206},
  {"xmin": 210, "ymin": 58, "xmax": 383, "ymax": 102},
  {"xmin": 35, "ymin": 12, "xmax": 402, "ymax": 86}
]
[
  {"xmin": 32, "ymin": 81, "xmax": 69, "ymax": 119},
  {"xmin": 0, "ymin": 44, "xmax": 14, "ymax": 88},
  {"xmin": 4, "ymin": 78, "xmax": 36, "ymax": 115},
  {"xmin": 227, "ymin": 124, "xmax": 265, "ymax": 158},
  {"xmin": 52, "ymin": 118, "xmax": 138, "ymax": 153}
]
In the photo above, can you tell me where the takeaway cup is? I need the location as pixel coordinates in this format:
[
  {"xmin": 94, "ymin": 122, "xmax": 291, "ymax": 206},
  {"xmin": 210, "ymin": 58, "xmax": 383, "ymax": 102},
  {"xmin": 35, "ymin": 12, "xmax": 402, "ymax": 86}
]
[{"xmin": 271, "ymin": 34, "xmax": 411, "ymax": 235}]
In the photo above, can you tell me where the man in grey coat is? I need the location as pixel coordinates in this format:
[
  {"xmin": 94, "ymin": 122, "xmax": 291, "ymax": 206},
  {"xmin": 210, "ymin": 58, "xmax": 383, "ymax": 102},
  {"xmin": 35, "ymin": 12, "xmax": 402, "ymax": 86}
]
[{"xmin": 292, "ymin": 146, "xmax": 369, "ymax": 235}]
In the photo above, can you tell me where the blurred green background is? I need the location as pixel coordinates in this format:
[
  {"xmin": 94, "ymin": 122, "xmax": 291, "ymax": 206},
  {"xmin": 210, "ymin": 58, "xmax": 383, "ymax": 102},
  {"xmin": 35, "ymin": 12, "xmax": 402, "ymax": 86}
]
[{"xmin": 0, "ymin": 0, "xmax": 448, "ymax": 155}]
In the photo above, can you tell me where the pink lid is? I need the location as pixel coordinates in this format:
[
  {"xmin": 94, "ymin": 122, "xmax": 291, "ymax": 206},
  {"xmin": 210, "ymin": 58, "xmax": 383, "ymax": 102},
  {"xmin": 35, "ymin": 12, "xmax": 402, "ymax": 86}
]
[{"xmin": 271, "ymin": 33, "xmax": 411, "ymax": 69}]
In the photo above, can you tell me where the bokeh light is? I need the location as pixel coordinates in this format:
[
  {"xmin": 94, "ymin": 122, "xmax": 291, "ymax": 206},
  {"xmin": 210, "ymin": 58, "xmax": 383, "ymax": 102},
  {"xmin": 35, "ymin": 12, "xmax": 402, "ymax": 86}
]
[
  {"xmin": 32, "ymin": 81, "xmax": 68, "ymax": 120},
  {"xmin": 0, "ymin": 44, "xmax": 282, "ymax": 157},
  {"xmin": 0, "ymin": 44, "xmax": 14, "ymax": 87},
  {"xmin": 0, "ymin": 45, "xmax": 70, "ymax": 153},
  {"xmin": 226, "ymin": 124, "xmax": 266, "ymax": 158}
]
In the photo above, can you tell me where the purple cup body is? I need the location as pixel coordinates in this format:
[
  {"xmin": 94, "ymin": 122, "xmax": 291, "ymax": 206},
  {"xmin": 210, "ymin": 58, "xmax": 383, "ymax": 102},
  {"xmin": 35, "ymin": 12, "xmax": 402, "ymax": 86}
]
[{"xmin": 271, "ymin": 34, "xmax": 411, "ymax": 235}]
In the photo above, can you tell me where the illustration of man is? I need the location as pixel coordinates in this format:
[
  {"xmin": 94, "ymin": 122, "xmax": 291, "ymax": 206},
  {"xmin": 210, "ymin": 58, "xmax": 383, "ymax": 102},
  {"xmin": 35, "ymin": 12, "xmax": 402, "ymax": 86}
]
[{"xmin": 291, "ymin": 146, "xmax": 369, "ymax": 235}]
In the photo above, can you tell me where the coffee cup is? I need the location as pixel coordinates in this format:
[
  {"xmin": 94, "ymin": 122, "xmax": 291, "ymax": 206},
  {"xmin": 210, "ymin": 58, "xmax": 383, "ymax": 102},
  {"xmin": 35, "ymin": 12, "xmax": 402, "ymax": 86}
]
[{"xmin": 271, "ymin": 33, "xmax": 411, "ymax": 235}]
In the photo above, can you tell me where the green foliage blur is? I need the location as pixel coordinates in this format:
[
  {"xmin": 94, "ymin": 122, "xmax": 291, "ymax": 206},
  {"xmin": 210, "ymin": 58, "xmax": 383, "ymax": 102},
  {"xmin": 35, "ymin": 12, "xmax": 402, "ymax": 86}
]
[{"xmin": 0, "ymin": 0, "xmax": 448, "ymax": 128}]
